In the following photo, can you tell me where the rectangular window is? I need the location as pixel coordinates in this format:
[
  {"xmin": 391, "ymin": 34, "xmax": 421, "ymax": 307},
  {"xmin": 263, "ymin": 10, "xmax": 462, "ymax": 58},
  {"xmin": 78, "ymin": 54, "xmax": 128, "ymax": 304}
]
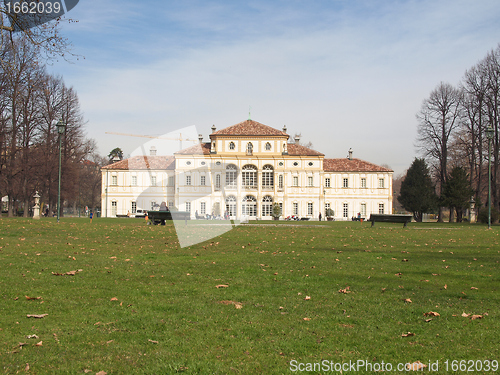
[
  {"xmin": 293, "ymin": 202, "xmax": 298, "ymax": 215},
  {"xmin": 168, "ymin": 201, "xmax": 174, "ymax": 210},
  {"xmin": 308, "ymin": 176, "xmax": 313, "ymax": 187},
  {"xmin": 215, "ymin": 174, "xmax": 221, "ymax": 190},
  {"xmin": 151, "ymin": 176, "xmax": 157, "ymax": 186},
  {"xmin": 185, "ymin": 202, "xmax": 191, "ymax": 213},
  {"xmin": 361, "ymin": 178, "xmax": 366, "ymax": 188},
  {"xmin": 307, "ymin": 202, "xmax": 313, "ymax": 215},
  {"xmin": 360, "ymin": 203, "xmax": 366, "ymax": 217},
  {"xmin": 151, "ymin": 201, "xmax": 157, "ymax": 211},
  {"xmin": 200, "ymin": 202, "xmax": 206, "ymax": 215},
  {"xmin": 131, "ymin": 176, "xmax": 137, "ymax": 186},
  {"xmin": 343, "ymin": 178, "xmax": 348, "ymax": 188},
  {"xmin": 186, "ymin": 175, "xmax": 191, "ymax": 186},
  {"xmin": 262, "ymin": 171, "xmax": 274, "ymax": 188},
  {"xmin": 379, "ymin": 203, "xmax": 384, "ymax": 214},
  {"xmin": 325, "ymin": 178, "xmax": 331, "ymax": 188},
  {"xmin": 168, "ymin": 176, "xmax": 174, "ymax": 186},
  {"xmin": 378, "ymin": 178, "xmax": 385, "ymax": 188},
  {"xmin": 343, "ymin": 203, "xmax": 348, "ymax": 218},
  {"xmin": 293, "ymin": 176, "xmax": 299, "ymax": 186},
  {"xmin": 279, "ymin": 202, "xmax": 283, "ymax": 215},
  {"xmin": 111, "ymin": 201, "xmax": 117, "ymax": 216},
  {"xmin": 278, "ymin": 175, "xmax": 284, "ymax": 189},
  {"xmin": 201, "ymin": 175, "xmax": 206, "ymax": 186},
  {"xmin": 131, "ymin": 201, "xmax": 137, "ymax": 214},
  {"xmin": 111, "ymin": 176, "xmax": 117, "ymax": 186},
  {"xmin": 325, "ymin": 202, "xmax": 331, "ymax": 215}
]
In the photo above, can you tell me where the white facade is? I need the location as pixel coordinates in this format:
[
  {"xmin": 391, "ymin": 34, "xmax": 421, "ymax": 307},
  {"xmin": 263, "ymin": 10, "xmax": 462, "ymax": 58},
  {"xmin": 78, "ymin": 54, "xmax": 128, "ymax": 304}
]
[{"xmin": 101, "ymin": 120, "xmax": 393, "ymax": 220}]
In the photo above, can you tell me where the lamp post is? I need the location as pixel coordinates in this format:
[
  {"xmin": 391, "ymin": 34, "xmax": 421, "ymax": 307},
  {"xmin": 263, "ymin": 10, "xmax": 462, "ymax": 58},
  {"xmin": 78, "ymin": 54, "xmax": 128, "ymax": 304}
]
[
  {"xmin": 56, "ymin": 120, "xmax": 66, "ymax": 223},
  {"xmin": 486, "ymin": 126, "xmax": 494, "ymax": 229}
]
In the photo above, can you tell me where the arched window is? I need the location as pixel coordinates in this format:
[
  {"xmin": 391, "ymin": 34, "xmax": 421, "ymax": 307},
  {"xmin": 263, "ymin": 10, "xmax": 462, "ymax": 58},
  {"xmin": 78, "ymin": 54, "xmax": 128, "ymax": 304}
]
[
  {"xmin": 246, "ymin": 142, "xmax": 253, "ymax": 155},
  {"xmin": 262, "ymin": 195, "xmax": 273, "ymax": 216},
  {"xmin": 242, "ymin": 195, "xmax": 257, "ymax": 216},
  {"xmin": 225, "ymin": 195, "xmax": 237, "ymax": 217},
  {"xmin": 229, "ymin": 142, "xmax": 235, "ymax": 150},
  {"xmin": 242, "ymin": 165, "xmax": 257, "ymax": 189},
  {"xmin": 262, "ymin": 164, "xmax": 274, "ymax": 189},
  {"xmin": 265, "ymin": 142, "xmax": 271, "ymax": 151},
  {"xmin": 225, "ymin": 164, "xmax": 237, "ymax": 189}
]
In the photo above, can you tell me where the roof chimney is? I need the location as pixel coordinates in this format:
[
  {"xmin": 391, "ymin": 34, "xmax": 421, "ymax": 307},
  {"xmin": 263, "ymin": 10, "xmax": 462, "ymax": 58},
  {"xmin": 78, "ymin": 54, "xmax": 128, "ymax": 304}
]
[
  {"xmin": 282, "ymin": 125, "xmax": 287, "ymax": 133},
  {"xmin": 198, "ymin": 134, "xmax": 203, "ymax": 143},
  {"xmin": 294, "ymin": 135, "xmax": 301, "ymax": 145},
  {"xmin": 150, "ymin": 146, "xmax": 157, "ymax": 156},
  {"xmin": 211, "ymin": 124, "xmax": 216, "ymax": 133},
  {"xmin": 348, "ymin": 148, "xmax": 353, "ymax": 160}
]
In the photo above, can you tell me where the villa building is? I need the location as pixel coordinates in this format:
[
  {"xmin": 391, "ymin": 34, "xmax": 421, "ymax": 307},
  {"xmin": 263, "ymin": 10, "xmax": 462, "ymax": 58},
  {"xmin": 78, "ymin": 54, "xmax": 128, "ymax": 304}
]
[{"xmin": 101, "ymin": 119, "xmax": 393, "ymax": 220}]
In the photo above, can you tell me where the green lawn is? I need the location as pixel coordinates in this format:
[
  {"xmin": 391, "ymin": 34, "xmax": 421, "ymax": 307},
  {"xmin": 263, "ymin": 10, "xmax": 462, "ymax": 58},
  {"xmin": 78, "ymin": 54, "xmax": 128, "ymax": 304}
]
[{"xmin": 0, "ymin": 218, "xmax": 498, "ymax": 374}]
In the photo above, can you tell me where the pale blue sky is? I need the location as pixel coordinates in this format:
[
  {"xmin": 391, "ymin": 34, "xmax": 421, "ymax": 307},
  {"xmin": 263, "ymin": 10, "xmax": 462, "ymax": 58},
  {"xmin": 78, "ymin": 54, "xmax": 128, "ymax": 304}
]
[{"xmin": 48, "ymin": 0, "xmax": 500, "ymax": 175}]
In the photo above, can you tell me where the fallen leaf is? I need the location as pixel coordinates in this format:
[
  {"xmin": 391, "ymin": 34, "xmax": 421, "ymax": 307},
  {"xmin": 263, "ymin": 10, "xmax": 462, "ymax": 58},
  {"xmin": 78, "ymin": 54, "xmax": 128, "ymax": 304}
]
[
  {"xmin": 471, "ymin": 314, "xmax": 483, "ymax": 320},
  {"xmin": 35, "ymin": 341, "xmax": 42, "ymax": 346},
  {"xmin": 110, "ymin": 297, "xmax": 118, "ymax": 301},
  {"xmin": 304, "ymin": 296, "xmax": 311, "ymax": 300},
  {"xmin": 234, "ymin": 303, "xmax": 243, "ymax": 309},
  {"xmin": 26, "ymin": 334, "xmax": 39, "ymax": 339},
  {"xmin": 423, "ymin": 311, "xmax": 440, "ymax": 317},
  {"xmin": 401, "ymin": 332, "xmax": 415, "ymax": 337},
  {"xmin": 425, "ymin": 318, "xmax": 433, "ymax": 322},
  {"xmin": 395, "ymin": 272, "xmax": 402, "ymax": 276},
  {"xmin": 470, "ymin": 287, "xmax": 478, "ymax": 290},
  {"xmin": 404, "ymin": 298, "xmax": 412, "ymax": 303},
  {"xmin": 444, "ymin": 284, "xmax": 447, "ymax": 289},
  {"xmin": 461, "ymin": 312, "xmax": 470, "ymax": 318},
  {"xmin": 303, "ymin": 317, "xmax": 311, "ymax": 321},
  {"xmin": 148, "ymin": 339, "xmax": 159, "ymax": 344},
  {"xmin": 25, "ymin": 296, "xmax": 42, "ymax": 300},
  {"xmin": 25, "ymin": 363, "xmax": 29, "ymax": 371},
  {"xmin": 406, "ymin": 361, "xmax": 427, "ymax": 371},
  {"xmin": 27, "ymin": 314, "xmax": 48, "ymax": 319},
  {"xmin": 338, "ymin": 286, "xmax": 351, "ymax": 294},
  {"xmin": 215, "ymin": 284, "xmax": 229, "ymax": 288},
  {"xmin": 96, "ymin": 372, "xmax": 107, "ymax": 375},
  {"xmin": 106, "ymin": 340, "xmax": 114, "ymax": 344}
]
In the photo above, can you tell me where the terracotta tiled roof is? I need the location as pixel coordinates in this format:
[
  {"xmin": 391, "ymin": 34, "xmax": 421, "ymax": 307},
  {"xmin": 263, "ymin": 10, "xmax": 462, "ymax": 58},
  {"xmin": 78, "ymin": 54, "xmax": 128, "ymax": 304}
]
[
  {"xmin": 175, "ymin": 143, "xmax": 211, "ymax": 155},
  {"xmin": 102, "ymin": 156, "xmax": 175, "ymax": 170},
  {"xmin": 286, "ymin": 143, "xmax": 324, "ymax": 156},
  {"xmin": 211, "ymin": 120, "xmax": 288, "ymax": 137},
  {"xmin": 323, "ymin": 158, "xmax": 393, "ymax": 172}
]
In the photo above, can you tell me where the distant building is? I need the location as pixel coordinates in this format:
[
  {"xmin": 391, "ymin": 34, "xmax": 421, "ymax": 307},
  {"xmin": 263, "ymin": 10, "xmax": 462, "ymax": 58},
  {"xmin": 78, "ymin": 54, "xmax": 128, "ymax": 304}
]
[{"xmin": 101, "ymin": 120, "xmax": 393, "ymax": 220}]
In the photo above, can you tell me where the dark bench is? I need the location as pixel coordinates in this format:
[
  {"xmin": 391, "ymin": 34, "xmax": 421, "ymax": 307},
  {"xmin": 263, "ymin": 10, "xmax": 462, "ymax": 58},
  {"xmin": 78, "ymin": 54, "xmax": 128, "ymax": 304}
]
[
  {"xmin": 369, "ymin": 214, "xmax": 413, "ymax": 227},
  {"xmin": 148, "ymin": 211, "xmax": 190, "ymax": 225}
]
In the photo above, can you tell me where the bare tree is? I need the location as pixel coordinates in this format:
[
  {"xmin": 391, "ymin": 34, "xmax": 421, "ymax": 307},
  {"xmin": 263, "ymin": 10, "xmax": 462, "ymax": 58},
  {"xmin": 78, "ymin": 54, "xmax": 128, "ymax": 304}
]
[
  {"xmin": 416, "ymin": 82, "xmax": 462, "ymax": 221},
  {"xmin": 0, "ymin": 4, "xmax": 73, "ymax": 64}
]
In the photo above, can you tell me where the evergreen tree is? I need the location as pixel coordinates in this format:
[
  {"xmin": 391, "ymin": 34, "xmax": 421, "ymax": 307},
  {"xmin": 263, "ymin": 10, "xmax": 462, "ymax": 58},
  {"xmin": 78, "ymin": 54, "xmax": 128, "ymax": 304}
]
[
  {"xmin": 108, "ymin": 147, "xmax": 124, "ymax": 162},
  {"xmin": 398, "ymin": 158, "xmax": 437, "ymax": 222},
  {"xmin": 441, "ymin": 166, "xmax": 474, "ymax": 222}
]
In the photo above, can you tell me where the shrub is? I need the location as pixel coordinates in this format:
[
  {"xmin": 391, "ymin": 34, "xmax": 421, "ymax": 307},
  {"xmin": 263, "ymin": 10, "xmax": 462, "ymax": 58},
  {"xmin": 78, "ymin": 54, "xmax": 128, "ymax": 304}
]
[{"xmin": 478, "ymin": 207, "xmax": 499, "ymax": 224}]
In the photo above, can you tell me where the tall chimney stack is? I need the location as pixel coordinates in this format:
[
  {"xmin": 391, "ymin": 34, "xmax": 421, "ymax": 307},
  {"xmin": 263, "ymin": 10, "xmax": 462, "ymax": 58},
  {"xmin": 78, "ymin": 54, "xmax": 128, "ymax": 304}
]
[{"xmin": 348, "ymin": 148, "xmax": 353, "ymax": 160}]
